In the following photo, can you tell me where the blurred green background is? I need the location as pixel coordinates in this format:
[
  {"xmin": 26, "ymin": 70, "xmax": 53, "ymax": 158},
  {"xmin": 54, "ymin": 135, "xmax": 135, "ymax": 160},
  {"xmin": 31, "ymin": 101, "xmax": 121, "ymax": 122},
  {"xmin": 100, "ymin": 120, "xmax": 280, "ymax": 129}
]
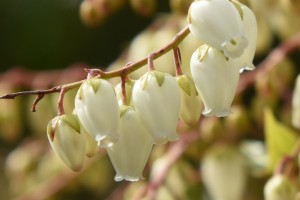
[{"xmin": 0, "ymin": 0, "xmax": 171, "ymax": 71}]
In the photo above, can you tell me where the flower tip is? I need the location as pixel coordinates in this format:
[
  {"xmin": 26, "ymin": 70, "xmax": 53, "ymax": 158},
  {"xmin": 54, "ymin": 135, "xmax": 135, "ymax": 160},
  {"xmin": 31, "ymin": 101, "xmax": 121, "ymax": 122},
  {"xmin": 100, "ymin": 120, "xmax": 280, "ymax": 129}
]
[
  {"xmin": 70, "ymin": 164, "xmax": 84, "ymax": 172},
  {"xmin": 244, "ymin": 63, "xmax": 256, "ymax": 71},
  {"xmin": 202, "ymin": 108, "xmax": 231, "ymax": 117},
  {"xmin": 114, "ymin": 175, "xmax": 144, "ymax": 182}
]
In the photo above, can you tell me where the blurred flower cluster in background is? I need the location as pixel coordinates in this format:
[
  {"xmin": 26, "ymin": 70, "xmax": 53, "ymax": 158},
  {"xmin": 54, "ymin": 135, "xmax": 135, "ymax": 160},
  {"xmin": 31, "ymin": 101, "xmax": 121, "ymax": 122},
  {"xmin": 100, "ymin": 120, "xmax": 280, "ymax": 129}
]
[{"xmin": 1, "ymin": 0, "xmax": 300, "ymax": 199}]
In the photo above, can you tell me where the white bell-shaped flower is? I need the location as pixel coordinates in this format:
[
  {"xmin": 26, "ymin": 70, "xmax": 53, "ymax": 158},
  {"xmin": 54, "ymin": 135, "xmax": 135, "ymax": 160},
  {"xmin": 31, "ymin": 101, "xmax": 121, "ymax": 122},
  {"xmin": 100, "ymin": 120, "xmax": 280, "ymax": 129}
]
[
  {"xmin": 233, "ymin": 1, "xmax": 258, "ymax": 72},
  {"xmin": 132, "ymin": 70, "xmax": 180, "ymax": 144},
  {"xmin": 201, "ymin": 144, "xmax": 247, "ymax": 200},
  {"xmin": 47, "ymin": 114, "xmax": 86, "ymax": 172},
  {"xmin": 176, "ymin": 75, "xmax": 202, "ymax": 126},
  {"xmin": 75, "ymin": 78, "xmax": 120, "ymax": 147},
  {"xmin": 190, "ymin": 45, "xmax": 240, "ymax": 117},
  {"xmin": 264, "ymin": 175, "xmax": 297, "ymax": 200},
  {"xmin": 107, "ymin": 106, "xmax": 153, "ymax": 181},
  {"xmin": 188, "ymin": 0, "xmax": 248, "ymax": 58}
]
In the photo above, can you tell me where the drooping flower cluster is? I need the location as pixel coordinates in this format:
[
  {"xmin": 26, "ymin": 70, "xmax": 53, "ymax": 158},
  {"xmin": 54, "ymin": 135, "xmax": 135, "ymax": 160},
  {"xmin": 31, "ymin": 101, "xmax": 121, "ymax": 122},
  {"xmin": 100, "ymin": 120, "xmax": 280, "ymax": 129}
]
[
  {"xmin": 189, "ymin": 0, "xmax": 257, "ymax": 117},
  {"xmin": 46, "ymin": 0, "xmax": 257, "ymax": 181}
]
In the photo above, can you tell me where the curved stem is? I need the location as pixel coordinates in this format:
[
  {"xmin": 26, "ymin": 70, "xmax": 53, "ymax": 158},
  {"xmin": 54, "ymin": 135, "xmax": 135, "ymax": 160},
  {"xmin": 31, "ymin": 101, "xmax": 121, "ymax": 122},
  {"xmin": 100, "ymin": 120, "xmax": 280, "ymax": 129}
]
[
  {"xmin": 121, "ymin": 74, "xmax": 127, "ymax": 105},
  {"xmin": 173, "ymin": 47, "xmax": 182, "ymax": 76},
  {"xmin": 57, "ymin": 88, "xmax": 67, "ymax": 115},
  {"xmin": 0, "ymin": 26, "xmax": 190, "ymax": 105},
  {"xmin": 148, "ymin": 54, "xmax": 155, "ymax": 71}
]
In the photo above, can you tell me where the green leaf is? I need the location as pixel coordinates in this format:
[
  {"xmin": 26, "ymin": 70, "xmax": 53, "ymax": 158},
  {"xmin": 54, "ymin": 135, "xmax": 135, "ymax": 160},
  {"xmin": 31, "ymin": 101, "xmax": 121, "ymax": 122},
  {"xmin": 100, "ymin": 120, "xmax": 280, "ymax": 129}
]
[{"xmin": 264, "ymin": 108, "xmax": 298, "ymax": 172}]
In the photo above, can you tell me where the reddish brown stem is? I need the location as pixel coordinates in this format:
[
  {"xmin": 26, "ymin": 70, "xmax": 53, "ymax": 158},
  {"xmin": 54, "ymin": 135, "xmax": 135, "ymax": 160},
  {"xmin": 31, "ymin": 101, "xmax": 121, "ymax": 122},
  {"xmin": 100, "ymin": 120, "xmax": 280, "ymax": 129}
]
[
  {"xmin": 0, "ymin": 26, "xmax": 191, "ymax": 111},
  {"xmin": 57, "ymin": 88, "xmax": 67, "ymax": 115},
  {"xmin": 148, "ymin": 54, "xmax": 155, "ymax": 71},
  {"xmin": 173, "ymin": 47, "xmax": 182, "ymax": 76},
  {"xmin": 121, "ymin": 74, "xmax": 127, "ymax": 105}
]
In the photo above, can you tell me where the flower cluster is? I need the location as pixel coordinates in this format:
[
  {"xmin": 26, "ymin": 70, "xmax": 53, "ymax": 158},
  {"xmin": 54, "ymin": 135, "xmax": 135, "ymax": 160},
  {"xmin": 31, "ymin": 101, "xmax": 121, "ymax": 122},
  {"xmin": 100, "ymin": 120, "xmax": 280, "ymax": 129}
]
[
  {"xmin": 47, "ymin": 0, "xmax": 257, "ymax": 181},
  {"xmin": 189, "ymin": 0, "xmax": 257, "ymax": 116}
]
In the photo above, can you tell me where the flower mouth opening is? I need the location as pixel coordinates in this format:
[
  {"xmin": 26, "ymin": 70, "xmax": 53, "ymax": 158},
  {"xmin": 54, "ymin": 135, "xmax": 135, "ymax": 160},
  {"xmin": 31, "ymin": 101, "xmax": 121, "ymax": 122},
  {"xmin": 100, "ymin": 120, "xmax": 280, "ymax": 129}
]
[{"xmin": 221, "ymin": 35, "xmax": 248, "ymax": 58}]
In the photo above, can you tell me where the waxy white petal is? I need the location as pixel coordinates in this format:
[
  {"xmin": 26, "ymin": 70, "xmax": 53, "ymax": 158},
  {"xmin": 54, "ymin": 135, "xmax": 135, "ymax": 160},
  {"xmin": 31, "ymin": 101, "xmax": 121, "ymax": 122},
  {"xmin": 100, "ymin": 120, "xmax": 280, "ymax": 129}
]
[
  {"xmin": 190, "ymin": 45, "xmax": 240, "ymax": 117},
  {"xmin": 75, "ymin": 79, "xmax": 120, "ymax": 147},
  {"xmin": 132, "ymin": 71, "xmax": 180, "ymax": 144},
  {"xmin": 188, "ymin": 0, "xmax": 248, "ymax": 58},
  {"xmin": 107, "ymin": 106, "xmax": 153, "ymax": 181},
  {"xmin": 235, "ymin": 2, "xmax": 258, "ymax": 72}
]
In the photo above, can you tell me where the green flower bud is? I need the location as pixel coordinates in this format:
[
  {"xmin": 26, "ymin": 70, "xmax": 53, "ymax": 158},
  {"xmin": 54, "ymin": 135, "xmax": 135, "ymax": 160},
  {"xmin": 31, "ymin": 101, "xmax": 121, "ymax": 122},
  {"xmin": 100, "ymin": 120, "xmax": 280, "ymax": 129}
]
[
  {"xmin": 79, "ymin": 0, "xmax": 106, "ymax": 27},
  {"xmin": 224, "ymin": 105, "xmax": 251, "ymax": 135},
  {"xmin": 176, "ymin": 75, "xmax": 202, "ymax": 126},
  {"xmin": 47, "ymin": 114, "xmax": 86, "ymax": 172}
]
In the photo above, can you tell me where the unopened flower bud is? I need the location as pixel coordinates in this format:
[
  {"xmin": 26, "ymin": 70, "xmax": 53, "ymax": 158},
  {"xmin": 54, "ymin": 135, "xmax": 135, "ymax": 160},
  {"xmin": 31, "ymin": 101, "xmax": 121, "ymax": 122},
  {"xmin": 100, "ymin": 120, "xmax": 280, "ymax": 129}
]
[
  {"xmin": 96, "ymin": 0, "xmax": 126, "ymax": 13},
  {"xmin": 170, "ymin": 0, "xmax": 193, "ymax": 15},
  {"xmin": 201, "ymin": 144, "xmax": 247, "ymax": 200},
  {"xmin": 132, "ymin": 70, "xmax": 180, "ymax": 144},
  {"xmin": 224, "ymin": 105, "xmax": 251, "ymax": 135},
  {"xmin": 47, "ymin": 114, "xmax": 86, "ymax": 172},
  {"xmin": 130, "ymin": 0, "xmax": 156, "ymax": 17},
  {"xmin": 176, "ymin": 75, "xmax": 202, "ymax": 126},
  {"xmin": 107, "ymin": 106, "xmax": 153, "ymax": 181},
  {"xmin": 200, "ymin": 117, "xmax": 223, "ymax": 142},
  {"xmin": 75, "ymin": 78, "xmax": 120, "ymax": 147},
  {"xmin": 188, "ymin": 0, "xmax": 248, "ymax": 58},
  {"xmin": 190, "ymin": 45, "xmax": 240, "ymax": 117},
  {"xmin": 79, "ymin": 0, "xmax": 106, "ymax": 27},
  {"xmin": 264, "ymin": 175, "xmax": 297, "ymax": 200}
]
